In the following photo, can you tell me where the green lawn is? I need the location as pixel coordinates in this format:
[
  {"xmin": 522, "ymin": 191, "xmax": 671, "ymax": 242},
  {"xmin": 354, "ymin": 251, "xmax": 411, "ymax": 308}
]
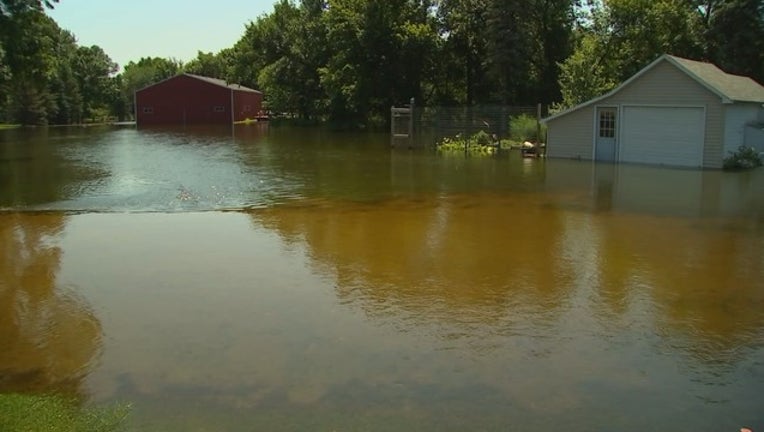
[{"xmin": 0, "ymin": 393, "xmax": 130, "ymax": 432}]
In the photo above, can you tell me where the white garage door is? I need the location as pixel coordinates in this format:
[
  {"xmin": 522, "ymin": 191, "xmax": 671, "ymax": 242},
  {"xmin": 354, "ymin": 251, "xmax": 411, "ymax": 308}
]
[{"xmin": 620, "ymin": 106, "xmax": 705, "ymax": 167}]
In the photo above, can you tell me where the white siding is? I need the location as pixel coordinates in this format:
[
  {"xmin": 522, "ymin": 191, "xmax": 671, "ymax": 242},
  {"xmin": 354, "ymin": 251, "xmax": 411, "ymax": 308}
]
[
  {"xmin": 744, "ymin": 125, "xmax": 764, "ymax": 153},
  {"xmin": 723, "ymin": 103, "xmax": 761, "ymax": 155},
  {"xmin": 546, "ymin": 105, "xmax": 594, "ymax": 160},
  {"xmin": 620, "ymin": 106, "xmax": 705, "ymax": 167}
]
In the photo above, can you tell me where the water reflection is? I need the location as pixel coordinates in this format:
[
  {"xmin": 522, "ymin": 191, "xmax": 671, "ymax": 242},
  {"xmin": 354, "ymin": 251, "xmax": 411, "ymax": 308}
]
[
  {"xmin": 253, "ymin": 194, "xmax": 570, "ymax": 333},
  {"xmin": 0, "ymin": 213, "xmax": 102, "ymax": 396},
  {"xmin": 0, "ymin": 128, "xmax": 109, "ymax": 207},
  {"xmin": 545, "ymin": 160, "xmax": 764, "ymax": 218},
  {"xmin": 252, "ymin": 192, "xmax": 764, "ymax": 368}
]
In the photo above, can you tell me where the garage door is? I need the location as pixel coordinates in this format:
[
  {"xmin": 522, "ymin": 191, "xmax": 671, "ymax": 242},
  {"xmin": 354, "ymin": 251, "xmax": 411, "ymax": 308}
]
[{"xmin": 620, "ymin": 106, "xmax": 705, "ymax": 167}]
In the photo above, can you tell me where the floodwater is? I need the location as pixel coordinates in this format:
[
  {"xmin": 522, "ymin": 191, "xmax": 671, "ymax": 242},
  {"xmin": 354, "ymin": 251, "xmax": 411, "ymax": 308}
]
[{"xmin": 1, "ymin": 124, "xmax": 763, "ymax": 431}]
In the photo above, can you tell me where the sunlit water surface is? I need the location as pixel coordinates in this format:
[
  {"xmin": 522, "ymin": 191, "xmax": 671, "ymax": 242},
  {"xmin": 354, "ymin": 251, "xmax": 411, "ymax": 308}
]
[{"xmin": 1, "ymin": 125, "xmax": 763, "ymax": 431}]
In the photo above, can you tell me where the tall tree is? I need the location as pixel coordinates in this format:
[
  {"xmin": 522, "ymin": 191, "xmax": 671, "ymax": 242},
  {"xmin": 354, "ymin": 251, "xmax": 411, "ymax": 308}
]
[
  {"xmin": 73, "ymin": 45, "xmax": 118, "ymax": 120},
  {"xmin": 436, "ymin": 0, "xmax": 491, "ymax": 105},
  {"xmin": 557, "ymin": 0, "xmax": 704, "ymax": 107},
  {"xmin": 184, "ymin": 50, "xmax": 230, "ymax": 79},
  {"xmin": 705, "ymin": 0, "xmax": 764, "ymax": 82}
]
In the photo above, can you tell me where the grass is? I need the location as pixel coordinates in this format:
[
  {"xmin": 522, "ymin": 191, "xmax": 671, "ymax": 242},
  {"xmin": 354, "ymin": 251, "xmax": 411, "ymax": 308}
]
[
  {"xmin": 0, "ymin": 393, "xmax": 130, "ymax": 432},
  {"xmin": 0, "ymin": 123, "xmax": 21, "ymax": 130}
]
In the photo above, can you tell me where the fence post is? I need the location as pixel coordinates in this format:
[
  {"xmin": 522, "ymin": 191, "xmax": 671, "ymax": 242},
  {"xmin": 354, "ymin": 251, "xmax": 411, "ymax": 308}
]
[{"xmin": 409, "ymin": 97, "xmax": 415, "ymax": 144}]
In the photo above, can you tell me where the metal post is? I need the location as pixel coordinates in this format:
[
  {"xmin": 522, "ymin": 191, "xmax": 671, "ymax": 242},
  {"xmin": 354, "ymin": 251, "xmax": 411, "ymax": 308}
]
[
  {"xmin": 408, "ymin": 98, "xmax": 415, "ymax": 147},
  {"xmin": 536, "ymin": 103, "xmax": 542, "ymax": 157}
]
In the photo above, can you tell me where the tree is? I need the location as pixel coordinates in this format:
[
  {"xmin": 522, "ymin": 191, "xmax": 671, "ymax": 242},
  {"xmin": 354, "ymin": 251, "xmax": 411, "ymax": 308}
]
[
  {"xmin": 436, "ymin": 0, "xmax": 491, "ymax": 105},
  {"xmin": 557, "ymin": 0, "xmax": 704, "ymax": 108},
  {"xmin": 73, "ymin": 45, "xmax": 118, "ymax": 120},
  {"xmin": 705, "ymin": 0, "xmax": 764, "ymax": 82},
  {"xmin": 47, "ymin": 28, "xmax": 82, "ymax": 124},
  {"xmin": 0, "ymin": 9, "xmax": 60, "ymax": 124},
  {"xmin": 0, "ymin": 0, "xmax": 58, "ymax": 19},
  {"xmin": 557, "ymin": 32, "xmax": 617, "ymax": 107},
  {"xmin": 184, "ymin": 50, "xmax": 230, "ymax": 79}
]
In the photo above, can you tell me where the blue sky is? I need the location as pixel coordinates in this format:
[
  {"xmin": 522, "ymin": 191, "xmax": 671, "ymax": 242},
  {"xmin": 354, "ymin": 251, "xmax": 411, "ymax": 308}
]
[{"xmin": 47, "ymin": 0, "xmax": 276, "ymax": 71}]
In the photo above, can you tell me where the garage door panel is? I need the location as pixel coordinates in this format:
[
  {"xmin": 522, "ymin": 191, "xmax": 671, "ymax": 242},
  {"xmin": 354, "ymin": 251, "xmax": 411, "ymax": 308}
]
[{"xmin": 620, "ymin": 106, "xmax": 704, "ymax": 167}]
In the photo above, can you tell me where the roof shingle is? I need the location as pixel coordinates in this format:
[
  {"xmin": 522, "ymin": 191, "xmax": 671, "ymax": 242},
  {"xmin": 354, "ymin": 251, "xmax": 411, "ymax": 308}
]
[{"xmin": 668, "ymin": 55, "xmax": 764, "ymax": 103}]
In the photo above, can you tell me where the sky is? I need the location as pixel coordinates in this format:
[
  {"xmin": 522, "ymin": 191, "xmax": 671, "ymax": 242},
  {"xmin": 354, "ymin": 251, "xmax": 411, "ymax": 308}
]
[{"xmin": 47, "ymin": 0, "xmax": 276, "ymax": 71}]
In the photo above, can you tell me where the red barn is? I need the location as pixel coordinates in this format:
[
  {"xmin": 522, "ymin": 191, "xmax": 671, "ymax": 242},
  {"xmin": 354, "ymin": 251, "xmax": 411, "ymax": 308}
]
[{"xmin": 135, "ymin": 73, "xmax": 263, "ymax": 126}]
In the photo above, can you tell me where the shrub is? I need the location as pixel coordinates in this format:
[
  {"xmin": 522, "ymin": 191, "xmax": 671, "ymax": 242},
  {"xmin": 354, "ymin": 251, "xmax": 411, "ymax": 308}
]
[
  {"xmin": 436, "ymin": 131, "xmax": 497, "ymax": 156},
  {"xmin": 509, "ymin": 114, "xmax": 546, "ymax": 143},
  {"xmin": 723, "ymin": 146, "xmax": 763, "ymax": 171}
]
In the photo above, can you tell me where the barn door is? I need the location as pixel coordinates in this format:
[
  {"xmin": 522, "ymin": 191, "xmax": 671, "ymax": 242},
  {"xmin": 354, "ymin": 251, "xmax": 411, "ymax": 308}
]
[{"xmin": 595, "ymin": 107, "xmax": 617, "ymax": 162}]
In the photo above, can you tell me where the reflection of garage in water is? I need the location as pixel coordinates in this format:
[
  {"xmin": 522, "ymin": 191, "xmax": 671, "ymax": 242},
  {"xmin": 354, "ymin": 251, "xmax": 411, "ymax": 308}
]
[
  {"xmin": 546, "ymin": 159, "xmax": 764, "ymax": 218},
  {"xmin": 543, "ymin": 54, "xmax": 764, "ymax": 169}
]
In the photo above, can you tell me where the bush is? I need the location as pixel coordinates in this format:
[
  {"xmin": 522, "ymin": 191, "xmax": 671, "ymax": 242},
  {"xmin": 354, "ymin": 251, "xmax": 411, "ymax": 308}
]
[
  {"xmin": 436, "ymin": 131, "xmax": 497, "ymax": 156},
  {"xmin": 723, "ymin": 146, "xmax": 763, "ymax": 171},
  {"xmin": 509, "ymin": 114, "xmax": 546, "ymax": 143}
]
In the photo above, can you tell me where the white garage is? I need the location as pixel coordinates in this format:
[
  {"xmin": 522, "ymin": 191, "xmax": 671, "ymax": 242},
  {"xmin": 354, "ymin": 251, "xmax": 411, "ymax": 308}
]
[
  {"xmin": 543, "ymin": 54, "xmax": 764, "ymax": 169},
  {"xmin": 619, "ymin": 106, "xmax": 705, "ymax": 167}
]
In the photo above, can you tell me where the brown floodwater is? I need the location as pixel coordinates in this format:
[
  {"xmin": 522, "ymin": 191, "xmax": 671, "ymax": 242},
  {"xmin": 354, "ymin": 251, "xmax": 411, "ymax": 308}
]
[{"xmin": 0, "ymin": 125, "xmax": 763, "ymax": 431}]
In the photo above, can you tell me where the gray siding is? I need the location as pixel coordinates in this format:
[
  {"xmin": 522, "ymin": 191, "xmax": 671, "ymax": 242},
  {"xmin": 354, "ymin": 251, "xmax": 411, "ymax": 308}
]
[
  {"xmin": 546, "ymin": 105, "xmax": 594, "ymax": 160},
  {"xmin": 547, "ymin": 60, "xmax": 726, "ymax": 168}
]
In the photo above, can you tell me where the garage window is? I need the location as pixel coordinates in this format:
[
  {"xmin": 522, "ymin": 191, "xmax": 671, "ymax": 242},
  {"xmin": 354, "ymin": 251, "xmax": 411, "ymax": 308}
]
[{"xmin": 599, "ymin": 111, "xmax": 615, "ymax": 138}]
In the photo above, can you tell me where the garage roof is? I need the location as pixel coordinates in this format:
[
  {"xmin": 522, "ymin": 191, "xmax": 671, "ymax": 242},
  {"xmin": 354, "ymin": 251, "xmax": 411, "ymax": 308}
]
[
  {"xmin": 671, "ymin": 56, "xmax": 764, "ymax": 104},
  {"xmin": 544, "ymin": 54, "xmax": 764, "ymax": 123}
]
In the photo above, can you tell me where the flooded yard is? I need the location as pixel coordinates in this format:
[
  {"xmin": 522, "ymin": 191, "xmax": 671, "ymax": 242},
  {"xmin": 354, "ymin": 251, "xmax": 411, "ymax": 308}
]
[{"xmin": 1, "ymin": 125, "xmax": 763, "ymax": 431}]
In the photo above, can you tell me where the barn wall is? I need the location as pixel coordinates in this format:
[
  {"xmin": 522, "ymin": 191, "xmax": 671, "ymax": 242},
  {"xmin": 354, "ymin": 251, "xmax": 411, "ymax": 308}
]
[
  {"xmin": 233, "ymin": 91, "xmax": 263, "ymax": 122},
  {"xmin": 136, "ymin": 75, "xmax": 232, "ymax": 125}
]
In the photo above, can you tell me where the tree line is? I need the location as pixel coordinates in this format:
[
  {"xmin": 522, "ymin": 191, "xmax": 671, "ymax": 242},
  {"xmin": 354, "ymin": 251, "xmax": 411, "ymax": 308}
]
[{"xmin": 1, "ymin": 0, "xmax": 761, "ymax": 126}]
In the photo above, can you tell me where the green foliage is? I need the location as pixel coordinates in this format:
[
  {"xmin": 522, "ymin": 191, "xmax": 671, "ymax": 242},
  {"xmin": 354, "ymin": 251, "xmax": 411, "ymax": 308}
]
[
  {"xmin": 558, "ymin": 32, "xmax": 618, "ymax": 107},
  {"xmin": 3, "ymin": 0, "xmax": 758, "ymax": 125},
  {"xmin": 705, "ymin": 0, "xmax": 764, "ymax": 83},
  {"xmin": 184, "ymin": 50, "xmax": 230, "ymax": 79},
  {"xmin": 0, "ymin": 4, "xmax": 119, "ymax": 124},
  {"xmin": 436, "ymin": 130, "xmax": 498, "ymax": 156},
  {"xmin": 723, "ymin": 146, "xmax": 763, "ymax": 171},
  {"xmin": 558, "ymin": 0, "xmax": 760, "ymax": 109},
  {"xmin": 0, "ymin": 393, "xmax": 129, "ymax": 432},
  {"xmin": 509, "ymin": 113, "xmax": 545, "ymax": 143}
]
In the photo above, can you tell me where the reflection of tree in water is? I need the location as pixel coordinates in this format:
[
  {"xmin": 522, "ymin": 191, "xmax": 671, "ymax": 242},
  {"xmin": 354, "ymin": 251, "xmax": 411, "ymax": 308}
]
[
  {"xmin": 0, "ymin": 213, "xmax": 102, "ymax": 396},
  {"xmin": 252, "ymin": 193, "xmax": 571, "ymax": 337},
  {"xmin": 593, "ymin": 213, "xmax": 764, "ymax": 366},
  {"xmin": 0, "ymin": 128, "xmax": 109, "ymax": 208}
]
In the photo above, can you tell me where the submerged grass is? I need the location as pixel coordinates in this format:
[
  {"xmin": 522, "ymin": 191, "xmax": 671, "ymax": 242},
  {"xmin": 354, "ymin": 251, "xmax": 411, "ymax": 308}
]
[{"xmin": 0, "ymin": 393, "xmax": 130, "ymax": 432}]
